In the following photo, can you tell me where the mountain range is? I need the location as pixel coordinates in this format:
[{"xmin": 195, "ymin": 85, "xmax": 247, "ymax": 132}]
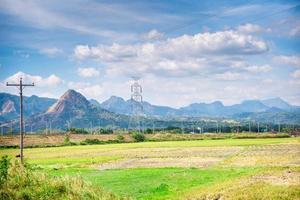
[
  {"xmin": 23, "ymin": 90, "xmax": 130, "ymax": 131},
  {"xmin": 0, "ymin": 90, "xmax": 299, "ymax": 131},
  {"xmin": 100, "ymin": 96, "xmax": 299, "ymax": 117},
  {"xmin": 0, "ymin": 93, "xmax": 56, "ymax": 121}
]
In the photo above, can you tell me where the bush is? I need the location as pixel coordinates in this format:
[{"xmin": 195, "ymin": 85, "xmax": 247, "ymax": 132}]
[
  {"xmin": 98, "ymin": 128, "xmax": 113, "ymax": 134},
  {"xmin": 0, "ymin": 155, "xmax": 10, "ymax": 186},
  {"xmin": 131, "ymin": 132, "xmax": 145, "ymax": 142},
  {"xmin": 81, "ymin": 138, "xmax": 103, "ymax": 145},
  {"xmin": 64, "ymin": 135, "xmax": 70, "ymax": 144},
  {"xmin": 0, "ymin": 157, "xmax": 121, "ymax": 200},
  {"xmin": 68, "ymin": 127, "xmax": 89, "ymax": 134},
  {"xmin": 117, "ymin": 134, "xmax": 125, "ymax": 142},
  {"xmin": 145, "ymin": 128, "xmax": 153, "ymax": 134}
]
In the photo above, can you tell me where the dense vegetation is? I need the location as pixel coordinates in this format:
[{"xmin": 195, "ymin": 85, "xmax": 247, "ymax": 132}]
[
  {"xmin": 131, "ymin": 132, "xmax": 146, "ymax": 142},
  {"xmin": 0, "ymin": 156, "xmax": 122, "ymax": 200}
]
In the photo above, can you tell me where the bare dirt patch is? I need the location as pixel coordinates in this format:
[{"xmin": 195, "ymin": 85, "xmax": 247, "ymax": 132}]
[
  {"xmin": 99, "ymin": 157, "xmax": 223, "ymax": 170},
  {"xmin": 97, "ymin": 146, "xmax": 241, "ymax": 169}
]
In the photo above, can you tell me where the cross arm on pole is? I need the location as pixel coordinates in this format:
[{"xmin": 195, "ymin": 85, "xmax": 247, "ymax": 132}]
[
  {"xmin": 6, "ymin": 83, "xmax": 20, "ymax": 86},
  {"xmin": 6, "ymin": 83, "xmax": 34, "ymax": 86},
  {"xmin": 22, "ymin": 83, "xmax": 35, "ymax": 86}
]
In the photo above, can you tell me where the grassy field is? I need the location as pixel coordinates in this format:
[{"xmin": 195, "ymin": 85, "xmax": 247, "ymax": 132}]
[
  {"xmin": 1, "ymin": 137, "xmax": 300, "ymax": 199},
  {"xmin": 0, "ymin": 132, "xmax": 290, "ymax": 147}
]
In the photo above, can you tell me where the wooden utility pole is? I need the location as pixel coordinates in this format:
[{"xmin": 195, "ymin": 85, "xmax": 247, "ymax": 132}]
[{"xmin": 6, "ymin": 78, "xmax": 34, "ymax": 164}]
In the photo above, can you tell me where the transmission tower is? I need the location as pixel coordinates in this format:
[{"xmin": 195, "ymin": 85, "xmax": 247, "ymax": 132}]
[{"xmin": 129, "ymin": 78, "xmax": 143, "ymax": 133}]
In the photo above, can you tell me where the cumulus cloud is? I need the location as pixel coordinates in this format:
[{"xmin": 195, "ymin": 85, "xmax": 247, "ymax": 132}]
[
  {"xmin": 245, "ymin": 64, "xmax": 272, "ymax": 73},
  {"xmin": 77, "ymin": 67, "xmax": 100, "ymax": 78},
  {"xmin": 273, "ymin": 55, "xmax": 300, "ymax": 67},
  {"xmin": 68, "ymin": 81, "xmax": 103, "ymax": 99},
  {"xmin": 215, "ymin": 72, "xmax": 243, "ymax": 81},
  {"xmin": 291, "ymin": 69, "xmax": 300, "ymax": 79},
  {"xmin": 143, "ymin": 29, "xmax": 164, "ymax": 40},
  {"xmin": 74, "ymin": 29, "xmax": 268, "ymax": 77},
  {"xmin": 5, "ymin": 71, "xmax": 62, "ymax": 87},
  {"xmin": 237, "ymin": 23, "xmax": 266, "ymax": 33},
  {"xmin": 75, "ymin": 30, "xmax": 268, "ymax": 60},
  {"xmin": 40, "ymin": 47, "xmax": 63, "ymax": 57},
  {"xmin": 263, "ymin": 78, "xmax": 273, "ymax": 83}
]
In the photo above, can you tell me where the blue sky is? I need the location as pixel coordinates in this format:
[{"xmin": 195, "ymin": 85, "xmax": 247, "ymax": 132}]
[{"xmin": 0, "ymin": 0, "xmax": 300, "ymax": 107}]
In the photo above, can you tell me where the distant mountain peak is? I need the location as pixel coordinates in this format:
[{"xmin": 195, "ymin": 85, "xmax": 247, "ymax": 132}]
[
  {"xmin": 89, "ymin": 99, "xmax": 101, "ymax": 107},
  {"xmin": 61, "ymin": 89, "xmax": 83, "ymax": 100},
  {"xmin": 1, "ymin": 100, "xmax": 16, "ymax": 114},
  {"xmin": 109, "ymin": 95, "xmax": 125, "ymax": 101},
  {"xmin": 102, "ymin": 96, "xmax": 126, "ymax": 105},
  {"xmin": 211, "ymin": 101, "xmax": 224, "ymax": 106},
  {"xmin": 262, "ymin": 97, "xmax": 292, "ymax": 110},
  {"xmin": 47, "ymin": 89, "xmax": 90, "ymax": 114}
]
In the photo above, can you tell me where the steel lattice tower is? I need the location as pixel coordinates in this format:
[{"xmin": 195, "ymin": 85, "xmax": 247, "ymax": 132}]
[{"xmin": 129, "ymin": 78, "xmax": 143, "ymax": 133}]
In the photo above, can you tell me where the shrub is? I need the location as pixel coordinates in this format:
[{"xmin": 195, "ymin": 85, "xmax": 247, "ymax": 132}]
[
  {"xmin": 64, "ymin": 135, "xmax": 70, "ymax": 144},
  {"xmin": 68, "ymin": 128, "xmax": 89, "ymax": 134},
  {"xmin": 117, "ymin": 134, "xmax": 125, "ymax": 142},
  {"xmin": 0, "ymin": 157, "xmax": 121, "ymax": 200},
  {"xmin": 81, "ymin": 138, "xmax": 103, "ymax": 145},
  {"xmin": 131, "ymin": 132, "xmax": 145, "ymax": 142},
  {"xmin": 98, "ymin": 128, "xmax": 113, "ymax": 134},
  {"xmin": 0, "ymin": 155, "xmax": 10, "ymax": 186},
  {"xmin": 145, "ymin": 128, "xmax": 153, "ymax": 134}
]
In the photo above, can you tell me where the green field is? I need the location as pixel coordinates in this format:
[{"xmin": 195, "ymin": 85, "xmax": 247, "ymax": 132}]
[{"xmin": 1, "ymin": 137, "xmax": 300, "ymax": 199}]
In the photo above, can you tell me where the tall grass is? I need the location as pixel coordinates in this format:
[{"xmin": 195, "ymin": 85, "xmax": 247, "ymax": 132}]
[{"xmin": 0, "ymin": 156, "xmax": 124, "ymax": 200}]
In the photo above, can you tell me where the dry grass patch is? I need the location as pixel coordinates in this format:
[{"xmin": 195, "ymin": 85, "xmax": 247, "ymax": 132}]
[
  {"xmin": 221, "ymin": 143, "xmax": 300, "ymax": 167},
  {"xmin": 184, "ymin": 168, "xmax": 300, "ymax": 200}
]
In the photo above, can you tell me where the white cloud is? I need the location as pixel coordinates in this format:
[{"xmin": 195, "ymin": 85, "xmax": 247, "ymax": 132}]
[
  {"xmin": 281, "ymin": 18, "xmax": 300, "ymax": 37},
  {"xmin": 291, "ymin": 69, "xmax": 300, "ymax": 79},
  {"xmin": 215, "ymin": 72, "xmax": 243, "ymax": 81},
  {"xmin": 273, "ymin": 55, "xmax": 300, "ymax": 67},
  {"xmin": 75, "ymin": 30, "xmax": 268, "ymax": 60},
  {"xmin": 237, "ymin": 23, "xmax": 265, "ymax": 34},
  {"xmin": 68, "ymin": 81, "xmax": 103, "ymax": 99},
  {"xmin": 5, "ymin": 72, "xmax": 62, "ymax": 87},
  {"xmin": 74, "ymin": 29, "xmax": 268, "ymax": 78},
  {"xmin": 143, "ymin": 29, "xmax": 164, "ymax": 40},
  {"xmin": 263, "ymin": 78, "xmax": 273, "ymax": 83},
  {"xmin": 40, "ymin": 47, "xmax": 63, "ymax": 57},
  {"xmin": 77, "ymin": 67, "xmax": 100, "ymax": 78},
  {"xmin": 245, "ymin": 64, "xmax": 272, "ymax": 73}
]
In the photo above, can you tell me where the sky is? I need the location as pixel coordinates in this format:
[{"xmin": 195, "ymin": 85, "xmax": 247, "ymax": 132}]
[{"xmin": 0, "ymin": 0, "xmax": 300, "ymax": 108}]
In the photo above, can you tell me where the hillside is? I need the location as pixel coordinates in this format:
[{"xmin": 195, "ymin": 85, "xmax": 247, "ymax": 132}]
[
  {"xmin": 23, "ymin": 90, "xmax": 129, "ymax": 131},
  {"xmin": 0, "ymin": 93, "xmax": 56, "ymax": 121}
]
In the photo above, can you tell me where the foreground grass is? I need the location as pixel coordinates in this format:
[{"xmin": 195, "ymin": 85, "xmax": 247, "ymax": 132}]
[
  {"xmin": 49, "ymin": 167, "xmax": 260, "ymax": 200},
  {"xmin": 0, "ymin": 158, "xmax": 122, "ymax": 200}
]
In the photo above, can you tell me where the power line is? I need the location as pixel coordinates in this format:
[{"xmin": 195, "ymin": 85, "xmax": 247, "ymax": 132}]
[{"xmin": 6, "ymin": 77, "xmax": 34, "ymax": 164}]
